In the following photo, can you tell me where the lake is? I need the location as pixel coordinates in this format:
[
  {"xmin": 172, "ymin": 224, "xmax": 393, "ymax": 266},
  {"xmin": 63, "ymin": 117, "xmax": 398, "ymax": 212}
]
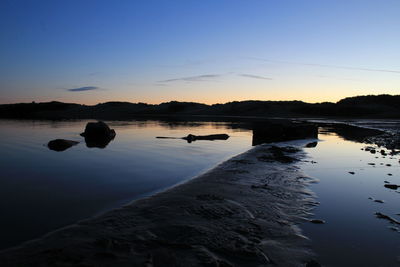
[
  {"xmin": 1, "ymin": 118, "xmax": 399, "ymax": 266},
  {"xmin": 0, "ymin": 119, "xmax": 252, "ymax": 250},
  {"xmin": 303, "ymin": 121, "xmax": 400, "ymax": 266}
]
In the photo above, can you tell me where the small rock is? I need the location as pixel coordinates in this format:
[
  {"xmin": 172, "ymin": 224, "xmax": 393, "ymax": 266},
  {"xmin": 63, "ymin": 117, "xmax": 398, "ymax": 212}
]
[
  {"xmin": 368, "ymin": 163, "xmax": 375, "ymax": 165},
  {"xmin": 384, "ymin": 184, "xmax": 400, "ymax": 190},
  {"xmin": 306, "ymin": 260, "xmax": 322, "ymax": 267},
  {"xmin": 348, "ymin": 171, "xmax": 355, "ymax": 175},
  {"xmin": 310, "ymin": 219, "xmax": 325, "ymax": 224},
  {"xmin": 47, "ymin": 139, "xmax": 79, "ymax": 152},
  {"xmin": 388, "ymin": 173, "xmax": 393, "ymax": 176},
  {"xmin": 386, "ymin": 164, "xmax": 392, "ymax": 167},
  {"xmin": 374, "ymin": 199, "xmax": 385, "ymax": 203}
]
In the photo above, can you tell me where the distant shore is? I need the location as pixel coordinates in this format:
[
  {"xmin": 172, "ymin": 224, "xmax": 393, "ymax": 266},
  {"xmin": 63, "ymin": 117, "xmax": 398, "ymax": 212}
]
[
  {"xmin": 0, "ymin": 141, "xmax": 319, "ymax": 267},
  {"xmin": 1, "ymin": 94, "xmax": 400, "ymax": 119}
]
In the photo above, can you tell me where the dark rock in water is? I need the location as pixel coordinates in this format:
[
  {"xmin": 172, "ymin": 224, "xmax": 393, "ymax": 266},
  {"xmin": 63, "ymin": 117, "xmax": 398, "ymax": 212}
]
[
  {"xmin": 47, "ymin": 139, "xmax": 79, "ymax": 152},
  {"xmin": 368, "ymin": 163, "xmax": 375, "ymax": 165},
  {"xmin": 183, "ymin": 134, "xmax": 229, "ymax": 143},
  {"xmin": 80, "ymin": 121, "xmax": 116, "ymax": 138},
  {"xmin": 252, "ymin": 122, "xmax": 318, "ymax": 146},
  {"xmin": 348, "ymin": 171, "xmax": 355, "ymax": 175},
  {"xmin": 306, "ymin": 260, "xmax": 322, "ymax": 267},
  {"xmin": 310, "ymin": 219, "xmax": 325, "ymax": 224},
  {"xmin": 386, "ymin": 164, "xmax": 391, "ymax": 167},
  {"xmin": 375, "ymin": 212, "xmax": 400, "ymax": 225},
  {"xmin": 374, "ymin": 199, "xmax": 385, "ymax": 203},
  {"xmin": 81, "ymin": 121, "xmax": 116, "ymax": 148},
  {"xmin": 305, "ymin": 141, "xmax": 318, "ymax": 148},
  {"xmin": 387, "ymin": 173, "xmax": 393, "ymax": 176},
  {"xmin": 370, "ymin": 149, "xmax": 376, "ymax": 154},
  {"xmin": 384, "ymin": 184, "xmax": 400, "ymax": 190}
]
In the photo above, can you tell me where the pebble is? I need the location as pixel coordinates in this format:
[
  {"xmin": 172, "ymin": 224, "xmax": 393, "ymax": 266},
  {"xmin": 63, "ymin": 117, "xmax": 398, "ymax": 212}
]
[
  {"xmin": 306, "ymin": 260, "xmax": 322, "ymax": 267},
  {"xmin": 310, "ymin": 219, "xmax": 325, "ymax": 224},
  {"xmin": 384, "ymin": 184, "xmax": 400, "ymax": 190}
]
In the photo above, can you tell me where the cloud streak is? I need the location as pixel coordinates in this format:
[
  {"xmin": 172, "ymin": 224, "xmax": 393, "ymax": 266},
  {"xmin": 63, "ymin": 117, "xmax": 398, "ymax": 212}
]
[
  {"xmin": 249, "ymin": 57, "xmax": 400, "ymax": 74},
  {"xmin": 238, "ymin": 74, "xmax": 272, "ymax": 80},
  {"xmin": 67, "ymin": 86, "xmax": 99, "ymax": 92},
  {"xmin": 158, "ymin": 74, "xmax": 221, "ymax": 83}
]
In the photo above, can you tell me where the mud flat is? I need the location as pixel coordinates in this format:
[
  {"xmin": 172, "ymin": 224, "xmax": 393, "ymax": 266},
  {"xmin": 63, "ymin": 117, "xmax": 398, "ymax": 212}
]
[{"xmin": 0, "ymin": 142, "xmax": 319, "ymax": 267}]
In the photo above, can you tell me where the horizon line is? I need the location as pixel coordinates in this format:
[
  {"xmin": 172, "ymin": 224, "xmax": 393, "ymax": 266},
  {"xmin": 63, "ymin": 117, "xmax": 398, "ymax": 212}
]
[{"xmin": 0, "ymin": 94, "xmax": 398, "ymax": 106}]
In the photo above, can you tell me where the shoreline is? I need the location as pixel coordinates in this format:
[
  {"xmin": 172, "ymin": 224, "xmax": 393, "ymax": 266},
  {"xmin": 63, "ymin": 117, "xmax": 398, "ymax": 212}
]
[{"xmin": 0, "ymin": 140, "xmax": 319, "ymax": 266}]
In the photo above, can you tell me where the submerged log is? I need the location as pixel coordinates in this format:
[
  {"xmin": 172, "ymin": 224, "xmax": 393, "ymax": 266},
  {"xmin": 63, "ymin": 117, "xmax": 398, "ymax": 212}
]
[
  {"xmin": 183, "ymin": 134, "xmax": 229, "ymax": 143},
  {"xmin": 156, "ymin": 134, "xmax": 230, "ymax": 143}
]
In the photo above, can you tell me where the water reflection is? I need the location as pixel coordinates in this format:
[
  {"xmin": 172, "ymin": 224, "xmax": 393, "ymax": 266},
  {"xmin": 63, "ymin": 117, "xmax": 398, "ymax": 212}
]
[{"xmin": 302, "ymin": 127, "xmax": 400, "ymax": 266}]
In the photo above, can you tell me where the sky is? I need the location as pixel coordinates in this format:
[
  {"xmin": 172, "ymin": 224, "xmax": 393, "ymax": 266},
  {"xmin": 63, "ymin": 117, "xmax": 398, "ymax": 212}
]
[{"xmin": 0, "ymin": 0, "xmax": 399, "ymax": 105}]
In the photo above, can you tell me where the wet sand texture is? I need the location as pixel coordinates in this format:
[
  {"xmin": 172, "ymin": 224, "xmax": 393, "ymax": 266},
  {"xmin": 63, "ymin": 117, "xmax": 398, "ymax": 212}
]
[{"xmin": 0, "ymin": 144, "xmax": 318, "ymax": 266}]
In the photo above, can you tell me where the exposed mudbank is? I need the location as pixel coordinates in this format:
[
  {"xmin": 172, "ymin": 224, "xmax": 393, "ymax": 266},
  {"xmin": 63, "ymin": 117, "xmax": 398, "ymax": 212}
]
[{"xmin": 0, "ymin": 142, "xmax": 319, "ymax": 266}]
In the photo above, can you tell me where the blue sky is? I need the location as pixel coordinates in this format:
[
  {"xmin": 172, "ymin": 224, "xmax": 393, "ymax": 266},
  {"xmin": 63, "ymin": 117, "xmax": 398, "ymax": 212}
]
[{"xmin": 1, "ymin": 0, "xmax": 399, "ymax": 104}]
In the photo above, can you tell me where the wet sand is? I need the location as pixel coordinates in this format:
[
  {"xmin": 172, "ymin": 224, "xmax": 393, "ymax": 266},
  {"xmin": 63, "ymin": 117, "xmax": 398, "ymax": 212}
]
[{"xmin": 0, "ymin": 141, "xmax": 319, "ymax": 267}]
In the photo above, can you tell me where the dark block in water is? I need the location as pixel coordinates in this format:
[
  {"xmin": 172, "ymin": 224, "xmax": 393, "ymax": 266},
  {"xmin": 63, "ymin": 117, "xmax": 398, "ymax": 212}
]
[{"xmin": 252, "ymin": 122, "xmax": 318, "ymax": 146}]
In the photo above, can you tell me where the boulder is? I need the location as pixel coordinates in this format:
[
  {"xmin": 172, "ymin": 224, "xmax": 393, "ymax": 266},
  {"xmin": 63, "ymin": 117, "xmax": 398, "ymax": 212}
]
[
  {"xmin": 80, "ymin": 121, "xmax": 116, "ymax": 139},
  {"xmin": 80, "ymin": 121, "xmax": 116, "ymax": 148},
  {"xmin": 47, "ymin": 139, "xmax": 79, "ymax": 152}
]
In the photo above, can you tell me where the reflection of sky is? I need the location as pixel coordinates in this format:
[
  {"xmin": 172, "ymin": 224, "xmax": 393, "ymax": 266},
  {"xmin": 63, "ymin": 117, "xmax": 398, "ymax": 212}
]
[
  {"xmin": 0, "ymin": 119, "xmax": 252, "ymax": 250},
  {"xmin": 302, "ymin": 132, "xmax": 400, "ymax": 266},
  {"xmin": 1, "ymin": 1, "xmax": 400, "ymax": 104}
]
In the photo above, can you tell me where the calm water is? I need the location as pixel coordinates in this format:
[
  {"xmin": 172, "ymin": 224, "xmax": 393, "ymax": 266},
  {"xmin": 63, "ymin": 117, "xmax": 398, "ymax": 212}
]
[
  {"xmin": 303, "ymin": 125, "xmax": 400, "ymax": 267},
  {"xmin": 1, "ymin": 119, "xmax": 399, "ymax": 266},
  {"xmin": 0, "ymin": 119, "xmax": 252, "ymax": 250}
]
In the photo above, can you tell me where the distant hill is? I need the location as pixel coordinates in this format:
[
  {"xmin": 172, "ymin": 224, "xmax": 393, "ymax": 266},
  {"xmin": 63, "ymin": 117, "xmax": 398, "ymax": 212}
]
[{"xmin": 0, "ymin": 95, "xmax": 399, "ymax": 119}]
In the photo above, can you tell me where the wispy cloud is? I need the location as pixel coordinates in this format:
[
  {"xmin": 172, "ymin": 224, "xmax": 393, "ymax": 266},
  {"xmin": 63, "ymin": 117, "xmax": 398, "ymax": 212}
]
[
  {"xmin": 67, "ymin": 86, "xmax": 99, "ymax": 92},
  {"xmin": 249, "ymin": 57, "xmax": 400, "ymax": 74},
  {"xmin": 238, "ymin": 74, "xmax": 272, "ymax": 80},
  {"xmin": 158, "ymin": 74, "xmax": 221, "ymax": 83}
]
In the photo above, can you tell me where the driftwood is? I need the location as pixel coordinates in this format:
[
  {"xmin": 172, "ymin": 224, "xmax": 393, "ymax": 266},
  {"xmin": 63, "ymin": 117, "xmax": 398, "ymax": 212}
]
[{"xmin": 156, "ymin": 134, "xmax": 229, "ymax": 143}]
